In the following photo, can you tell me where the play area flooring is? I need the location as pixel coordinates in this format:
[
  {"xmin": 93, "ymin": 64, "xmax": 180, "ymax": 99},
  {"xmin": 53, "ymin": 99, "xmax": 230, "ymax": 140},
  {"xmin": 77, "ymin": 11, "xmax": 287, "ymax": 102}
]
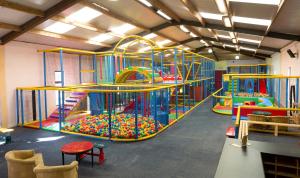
[{"xmin": 1, "ymin": 99, "xmax": 298, "ymax": 178}]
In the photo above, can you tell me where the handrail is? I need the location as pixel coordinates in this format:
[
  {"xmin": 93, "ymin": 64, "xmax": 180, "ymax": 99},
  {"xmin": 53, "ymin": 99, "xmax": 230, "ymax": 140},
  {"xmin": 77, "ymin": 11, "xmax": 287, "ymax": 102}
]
[
  {"xmin": 211, "ymin": 88, "xmax": 231, "ymax": 99},
  {"xmin": 16, "ymin": 77, "xmax": 214, "ymax": 93},
  {"xmin": 232, "ymin": 75, "xmax": 300, "ymax": 79}
]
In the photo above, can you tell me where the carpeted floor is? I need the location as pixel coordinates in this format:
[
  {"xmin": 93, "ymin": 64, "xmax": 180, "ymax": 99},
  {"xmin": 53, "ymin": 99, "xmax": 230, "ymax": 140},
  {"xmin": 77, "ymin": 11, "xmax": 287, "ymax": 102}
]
[{"xmin": 1, "ymin": 99, "xmax": 298, "ymax": 178}]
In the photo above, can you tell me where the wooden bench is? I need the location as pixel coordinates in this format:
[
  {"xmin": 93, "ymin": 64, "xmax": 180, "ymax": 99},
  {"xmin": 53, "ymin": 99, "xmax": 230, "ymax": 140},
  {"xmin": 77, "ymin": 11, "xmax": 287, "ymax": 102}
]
[{"xmin": 239, "ymin": 120, "xmax": 300, "ymax": 139}]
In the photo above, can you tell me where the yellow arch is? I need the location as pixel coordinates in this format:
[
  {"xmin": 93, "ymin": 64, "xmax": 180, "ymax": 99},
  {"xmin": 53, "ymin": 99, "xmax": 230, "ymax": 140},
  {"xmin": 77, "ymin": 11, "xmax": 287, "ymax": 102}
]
[
  {"xmin": 115, "ymin": 67, "xmax": 163, "ymax": 83},
  {"xmin": 113, "ymin": 35, "xmax": 158, "ymax": 53}
]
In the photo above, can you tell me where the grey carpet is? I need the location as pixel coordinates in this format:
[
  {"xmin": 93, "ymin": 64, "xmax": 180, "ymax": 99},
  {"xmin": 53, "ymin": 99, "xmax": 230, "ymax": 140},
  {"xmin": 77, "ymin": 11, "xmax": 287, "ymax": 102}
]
[{"xmin": 1, "ymin": 99, "xmax": 297, "ymax": 178}]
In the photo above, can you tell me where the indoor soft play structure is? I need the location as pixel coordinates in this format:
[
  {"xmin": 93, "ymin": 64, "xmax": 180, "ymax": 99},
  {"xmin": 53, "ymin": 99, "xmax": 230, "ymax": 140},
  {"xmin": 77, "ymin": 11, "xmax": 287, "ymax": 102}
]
[
  {"xmin": 16, "ymin": 35, "xmax": 215, "ymax": 141},
  {"xmin": 213, "ymin": 73, "xmax": 300, "ymax": 117},
  {"xmin": 227, "ymin": 64, "xmax": 269, "ymax": 74},
  {"xmin": 212, "ymin": 74, "xmax": 275, "ymax": 115}
]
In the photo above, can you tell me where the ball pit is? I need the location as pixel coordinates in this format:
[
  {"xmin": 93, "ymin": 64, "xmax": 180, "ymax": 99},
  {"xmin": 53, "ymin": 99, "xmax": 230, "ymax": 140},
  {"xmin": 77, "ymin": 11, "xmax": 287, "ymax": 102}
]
[{"xmin": 63, "ymin": 114, "xmax": 163, "ymax": 139}]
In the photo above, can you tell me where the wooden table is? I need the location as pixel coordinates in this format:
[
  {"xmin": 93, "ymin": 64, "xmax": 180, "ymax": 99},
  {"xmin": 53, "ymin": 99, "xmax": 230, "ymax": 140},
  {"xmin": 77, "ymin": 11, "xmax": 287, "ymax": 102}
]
[{"xmin": 61, "ymin": 141, "xmax": 94, "ymax": 167}]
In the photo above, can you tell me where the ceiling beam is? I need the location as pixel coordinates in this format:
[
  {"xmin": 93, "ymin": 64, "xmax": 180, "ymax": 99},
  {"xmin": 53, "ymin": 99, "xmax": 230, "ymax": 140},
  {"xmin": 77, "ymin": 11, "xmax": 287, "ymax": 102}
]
[
  {"xmin": 259, "ymin": 0, "xmax": 286, "ymax": 49},
  {"xmin": 0, "ymin": 0, "xmax": 44, "ymax": 16},
  {"xmin": 212, "ymin": 45, "xmax": 267, "ymax": 60},
  {"xmin": 212, "ymin": 50, "xmax": 220, "ymax": 61},
  {"xmin": 194, "ymin": 46, "xmax": 207, "ymax": 53},
  {"xmin": 135, "ymin": 19, "xmax": 300, "ymax": 42},
  {"xmin": 180, "ymin": 20, "xmax": 300, "ymax": 41},
  {"xmin": 147, "ymin": 0, "xmax": 200, "ymax": 37},
  {"xmin": 180, "ymin": 0, "xmax": 220, "ymax": 41},
  {"xmin": 135, "ymin": 0, "xmax": 195, "ymax": 48},
  {"xmin": 179, "ymin": 36, "xmax": 280, "ymax": 52},
  {"xmin": 30, "ymin": 29, "xmax": 111, "ymax": 47},
  {"xmin": 179, "ymin": 0, "xmax": 206, "ymax": 26},
  {"xmin": 0, "ymin": 22, "xmax": 20, "ymax": 31},
  {"xmin": 84, "ymin": 0, "xmax": 180, "ymax": 51},
  {"xmin": 82, "ymin": 0, "xmax": 149, "ymax": 31},
  {"xmin": 0, "ymin": 0, "xmax": 81, "ymax": 45}
]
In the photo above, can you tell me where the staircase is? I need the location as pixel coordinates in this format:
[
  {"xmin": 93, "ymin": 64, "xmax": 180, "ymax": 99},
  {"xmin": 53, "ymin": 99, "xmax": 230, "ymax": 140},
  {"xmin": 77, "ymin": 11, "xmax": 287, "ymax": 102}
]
[
  {"xmin": 170, "ymin": 86, "xmax": 194, "ymax": 107},
  {"xmin": 48, "ymin": 92, "xmax": 87, "ymax": 120}
]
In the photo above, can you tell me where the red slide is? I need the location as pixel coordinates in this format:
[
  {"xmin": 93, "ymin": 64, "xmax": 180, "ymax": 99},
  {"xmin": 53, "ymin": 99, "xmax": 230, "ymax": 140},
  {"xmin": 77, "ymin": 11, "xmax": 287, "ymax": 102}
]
[
  {"xmin": 123, "ymin": 96, "xmax": 141, "ymax": 113},
  {"xmin": 259, "ymin": 79, "xmax": 267, "ymax": 94}
]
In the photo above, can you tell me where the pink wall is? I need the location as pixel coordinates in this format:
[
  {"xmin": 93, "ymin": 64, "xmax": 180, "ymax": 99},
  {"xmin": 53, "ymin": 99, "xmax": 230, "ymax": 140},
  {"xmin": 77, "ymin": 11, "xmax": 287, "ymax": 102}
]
[{"xmin": 2, "ymin": 41, "xmax": 84, "ymax": 127}]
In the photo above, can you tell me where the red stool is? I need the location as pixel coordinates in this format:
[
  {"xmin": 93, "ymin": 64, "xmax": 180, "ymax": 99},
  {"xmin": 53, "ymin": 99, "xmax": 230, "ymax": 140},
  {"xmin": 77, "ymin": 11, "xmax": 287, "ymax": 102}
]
[
  {"xmin": 94, "ymin": 143, "xmax": 105, "ymax": 165},
  {"xmin": 226, "ymin": 126, "xmax": 235, "ymax": 138}
]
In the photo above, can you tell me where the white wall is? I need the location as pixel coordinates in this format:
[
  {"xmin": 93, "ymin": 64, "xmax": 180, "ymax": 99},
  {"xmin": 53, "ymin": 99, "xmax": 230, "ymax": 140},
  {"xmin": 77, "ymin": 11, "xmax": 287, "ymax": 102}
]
[
  {"xmin": 227, "ymin": 59, "xmax": 265, "ymax": 66},
  {"xmin": 2, "ymin": 41, "xmax": 82, "ymax": 127},
  {"xmin": 280, "ymin": 41, "xmax": 300, "ymax": 76},
  {"xmin": 266, "ymin": 42, "xmax": 300, "ymax": 107},
  {"xmin": 266, "ymin": 53, "xmax": 281, "ymax": 74},
  {"xmin": 3, "ymin": 41, "xmax": 45, "ymax": 127}
]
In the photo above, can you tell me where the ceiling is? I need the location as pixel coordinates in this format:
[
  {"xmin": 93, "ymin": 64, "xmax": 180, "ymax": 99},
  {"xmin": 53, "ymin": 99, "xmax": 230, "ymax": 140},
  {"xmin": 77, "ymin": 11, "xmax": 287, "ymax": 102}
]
[{"xmin": 0, "ymin": 0, "xmax": 299, "ymax": 61}]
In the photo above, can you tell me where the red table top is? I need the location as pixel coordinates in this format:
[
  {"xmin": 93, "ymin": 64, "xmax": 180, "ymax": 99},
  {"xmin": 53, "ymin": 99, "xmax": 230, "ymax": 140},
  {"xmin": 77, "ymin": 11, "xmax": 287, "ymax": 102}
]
[{"xmin": 61, "ymin": 141, "xmax": 93, "ymax": 154}]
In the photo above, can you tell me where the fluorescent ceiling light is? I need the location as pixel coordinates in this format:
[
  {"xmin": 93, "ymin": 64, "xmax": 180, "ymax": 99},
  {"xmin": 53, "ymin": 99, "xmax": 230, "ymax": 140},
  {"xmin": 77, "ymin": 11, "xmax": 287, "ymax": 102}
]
[
  {"xmin": 90, "ymin": 33, "xmax": 112, "ymax": 42},
  {"xmin": 200, "ymin": 12, "xmax": 223, "ymax": 20},
  {"xmin": 110, "ymin": 23, "xmax": 135, "ymax": 35},
  {"xmin": 229, "ymin": 32, "xmax": 235, "ymax": 39},
  {"xmin": 190, "ymin": 32, "xmax": 197, "ymax": 37},
  {"xmin": 138, "ymin": 0, "xmax": 152, "ymax": 7},
  {"xmin": 143, "ymin": 33, "xmax": 157, "ymax": 39},
  {"xmin": 208, "ymin": 48, "xmax": 213, "ymax": 53},
  {"xmin": 139, "ymin": 46, "xmax": 152, "ymax": 52},
  {"xmin": 215, "ymin": 0, "xmax": 228, "ymax": 14},
  {"xmin": 224, "ymin": 44, "xmax": 235, "ymax": 48},
  {"xmin": 238, "ymin": 37, "xmax": 260, "ymax": 44},
  {"xmin": 229, "ymin": 0, "xmax": 281, "ymax": 5},
  {"xmin": 44, "ymin": 22, "xmax": 75, "ymax": 34},
  {"xmin": 180, "ymin": 25, "xmax": 189, "ymax": 33},
  {"xmin": 92, "ymin": 3, "xmax": 109, "ymax": 11},
  {"xmin": 66, "ymin": 7, "xmax": 102, "ymax": 23},
  {"xmin": 218, "ymin": 34, "xmax": 231, "ymax": 39},
  {"xmin": 223, "ymin": 16, "xmax": 232, "ymax": 27},
  {"xmin": 200, "ymin": 39, "xmax": 209, "ymax": 46},
  {"xmin": 240, "ymin": 46, "xmax": 256, "ymax": 52},
  {"xmin": 232, "ymin": 16, "xmax": 271, "ymax": 26},
  {"xmin": 157, "ymin": 10, "xmax": 172, "ymax": 20},
  {"xmin": 157, "ymin": 39, "xmax": 172, "ymax": 46}
]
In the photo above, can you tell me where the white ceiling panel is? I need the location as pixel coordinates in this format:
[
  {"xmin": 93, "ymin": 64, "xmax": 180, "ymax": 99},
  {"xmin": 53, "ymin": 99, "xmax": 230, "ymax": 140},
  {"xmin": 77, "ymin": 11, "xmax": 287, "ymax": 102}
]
[
  {"xmin": 191, "ymin": 0, "xmax": 220, "ymax": 14},
  {"xmin": 94, "ymin": 0, "xmax": 165, "ymax": 28},
  {"xmin": 185, "ymin": 40, "xmax": 203, "ymax": 48},
  {"xmin": 229, "ymin": 1, "xmax": 278, "ymax": 20},
  {"xmin": 160, "ymin": 0, "xmax": 197, "ymax": 21},
  {"xmin": 270, "ymin": 0, "xmax": 300, "ymax": 35},
  {"xmin": 0, "ymin": 7, "xmax": 34, "ymax": 25},
  {"xmin": 0, "ymin": 29, "xmax": 10, "ymax": 37},
  {"xmin": 16, "ymin": 33, "xmax": 99, "ymax": 51},
  {"xmin": 8, "ymin": 0, "xmax": 62, "ymax": 11},
  {"xmin": 158, "ymin": 26, "xmax": 191, "ymax": 41},
  {"xmin": 261, "ymin": 37, "xmax": 291, "ymax": 49}
]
